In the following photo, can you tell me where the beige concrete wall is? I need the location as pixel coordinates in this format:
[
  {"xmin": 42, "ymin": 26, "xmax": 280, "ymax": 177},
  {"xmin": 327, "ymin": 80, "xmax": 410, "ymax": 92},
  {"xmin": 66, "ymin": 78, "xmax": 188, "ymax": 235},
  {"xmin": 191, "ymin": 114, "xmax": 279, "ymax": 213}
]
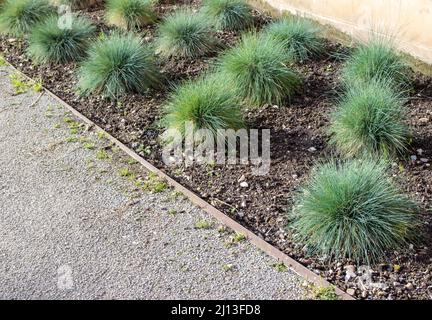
[{"xmin": 257, "ymin": 0, "xmax": 432, "ymax": 65}]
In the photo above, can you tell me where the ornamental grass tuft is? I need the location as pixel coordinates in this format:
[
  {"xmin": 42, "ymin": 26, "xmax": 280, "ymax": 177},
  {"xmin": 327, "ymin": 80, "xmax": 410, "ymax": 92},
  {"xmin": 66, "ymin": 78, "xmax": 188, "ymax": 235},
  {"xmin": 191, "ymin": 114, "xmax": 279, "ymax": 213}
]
[
  {"xmin": 342, "ymin": 39, "xmax": 411, "ymax": 88},
  {"xmin": 77, "ymin": 32, "xmax": 160, "ymax": 99},
  {"xmin": 105, "ymin": 0, "xmax": 157, "ymax": 30},
  {"xmin": 329, "ymin": 79, "xmax": 410, "ymax": 158},
  {"xmin": 0, "ymin": 0, "xmax": 55, "ymax": 36},
  {"xmin": 290, "ymin": 159, "xmax": 420, "ymax": 264},
  {"xmin": 155, "ymin": 9, "xmax": 218, "ymax": 59},
  {"xmin": 162, "ymin": 73, "xmax": 244, "ymax": 140},
  {"xmin": 201, "ymin": 0, "xmax": 253, "ymax": 31},
  {"xmin": 219, "ymin": 33, "xmax": 301, "ymax": 107},
  {"xmin": 264, "ymin": 17, "xmax": 323, "ymax": 61},
  {"xmin": 28, "ymin": 15, "xmax": 96, "ymax": 64}
]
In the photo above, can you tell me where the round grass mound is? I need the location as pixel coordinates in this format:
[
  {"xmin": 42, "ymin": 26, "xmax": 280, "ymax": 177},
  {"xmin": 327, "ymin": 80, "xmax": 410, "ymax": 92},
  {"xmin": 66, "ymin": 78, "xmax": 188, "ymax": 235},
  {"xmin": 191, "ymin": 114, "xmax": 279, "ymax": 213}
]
[
  {"xmin": 77, "ymin": 32, "xmax": 160, "ymax": 99},
  {"xmin": 264, "ymin": 17, "xmax": 323, "ymax": 61},
  {"xmin": 342, "ymin": 39, "xmax": 411, "ymax": 88},
  {"xmin": 219, "ymin": 33, "xmax": 301, "ymax": 107},
  {"xmin": 155, "ymin": 8, "xmax": 218, "ymax": 59},
  {"xmin": 105, "ymin": 0, "xmax": 157, "ymax": 30},
  {"xmin": 329, "ymin": 79, "xmax": 410, "ymax": 158},
  {"xmin": 201, "ymin": 0, "xmax": 253, "ymax": 31},
  {"xmin": 162, "ymin": 73, "xmax": 244, "ymax": 139},
  {"xmin": 28, "ymin": 15, "xmax": 96, "ymax": 64},
  {"xmin": 0, "ymin": 0, "xmax": 55, "ymax": 36},
  {"xmin": 290, "ymin": 159, "xmax": 420, "ymax": 264}
]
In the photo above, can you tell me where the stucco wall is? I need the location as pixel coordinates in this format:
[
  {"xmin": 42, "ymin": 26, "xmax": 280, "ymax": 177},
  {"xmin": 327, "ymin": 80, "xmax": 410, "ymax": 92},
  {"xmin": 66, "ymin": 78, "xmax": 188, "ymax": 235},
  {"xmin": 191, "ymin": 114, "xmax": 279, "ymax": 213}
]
[{"xmin": 257, "ymin": 0, "xmax": 432, "ymax": 65}]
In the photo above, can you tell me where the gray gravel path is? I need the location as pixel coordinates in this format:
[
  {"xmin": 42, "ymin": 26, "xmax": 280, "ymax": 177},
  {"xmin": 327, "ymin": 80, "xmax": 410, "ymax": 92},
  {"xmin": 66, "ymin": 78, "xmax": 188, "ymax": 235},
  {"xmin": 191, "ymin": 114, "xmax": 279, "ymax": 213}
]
[{"xmin": 0, "ymin": 64, "xmax": 307, "ymax": 300}]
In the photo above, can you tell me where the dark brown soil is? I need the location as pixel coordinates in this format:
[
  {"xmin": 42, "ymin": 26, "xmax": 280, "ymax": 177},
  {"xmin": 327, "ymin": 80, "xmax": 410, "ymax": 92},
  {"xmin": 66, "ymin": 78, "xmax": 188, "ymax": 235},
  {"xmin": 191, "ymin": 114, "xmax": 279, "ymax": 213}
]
[{"xmin": 1, "ymin": 0, "xmax": 432, "ymax": 300}]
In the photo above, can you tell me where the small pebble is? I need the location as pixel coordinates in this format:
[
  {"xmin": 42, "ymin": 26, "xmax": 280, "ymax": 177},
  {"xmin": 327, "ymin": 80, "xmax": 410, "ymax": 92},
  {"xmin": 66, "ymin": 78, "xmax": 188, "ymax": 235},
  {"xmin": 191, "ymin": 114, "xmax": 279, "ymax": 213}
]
[
  {"xmin": 405, "ymin": 283, "xmax": 414, "ymax": 290},
  {"xmin": 240, "ymin": 181, "xmax": 248, "ymax": 188},
  {"xmin": 346, "ymin": 288, "xmax": 355, "ymax": 296},
  {"xmin": 419, "ymin": 117, "xmax": 429, "ymax": 124}
]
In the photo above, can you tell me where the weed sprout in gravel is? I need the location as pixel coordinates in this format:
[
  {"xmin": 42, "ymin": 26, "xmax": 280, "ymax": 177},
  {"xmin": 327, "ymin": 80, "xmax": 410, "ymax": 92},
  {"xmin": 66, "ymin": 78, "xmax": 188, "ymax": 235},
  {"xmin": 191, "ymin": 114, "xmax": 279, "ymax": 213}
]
[
  {"xmin": 290, "ymin": 159, "xmax": 420, "ymax": 264},
  {"xmin": 201, "ymin": 0, "xmax": 253, "ymax": 31},
  {"xmin": 0, "ymin": 0, "xmax": 54, "ymax": 36},
  {"xmin": 77, "ymin": 32, "xmax": 160, "ymax": 99},
  {"xmin": 264, "ymin": 17, "xmax": 323, "ymax": 61},
  {"xmin": 342, "ymin": 39, "xmax": 411, "ymax": 88},
  {"xmin": 162, "ymin": 74, "xmax": 244, "ymax": 140},
  {"xmin": 28, "ymin": 15, "xmax": 96, "ymax": 64},
  {"xmin": 105, "ymin": 0, "xmax": 157, "ymax": 30},
  {"xmin": 155, "ymin": 9, "xmax": 218, "ymax": 59},
  {"xmin": 219, "ymin": 33, "xmax": 301, "ymax": 107}
]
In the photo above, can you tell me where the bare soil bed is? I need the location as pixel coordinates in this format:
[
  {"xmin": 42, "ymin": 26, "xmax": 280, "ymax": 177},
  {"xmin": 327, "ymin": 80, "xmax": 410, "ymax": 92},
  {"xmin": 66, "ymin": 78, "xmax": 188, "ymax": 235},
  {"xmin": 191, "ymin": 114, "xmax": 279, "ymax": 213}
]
[{"xmin": 1, "ymin": 0, "xmax": 432, "ymax": 300}]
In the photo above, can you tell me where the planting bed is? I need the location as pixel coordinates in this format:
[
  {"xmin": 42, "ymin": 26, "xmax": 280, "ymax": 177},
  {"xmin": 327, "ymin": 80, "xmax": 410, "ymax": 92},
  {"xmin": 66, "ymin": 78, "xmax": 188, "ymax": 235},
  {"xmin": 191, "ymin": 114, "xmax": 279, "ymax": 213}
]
[{"xmin": 1, "ymin": 0, "xmax": 432, "ymax": 300}]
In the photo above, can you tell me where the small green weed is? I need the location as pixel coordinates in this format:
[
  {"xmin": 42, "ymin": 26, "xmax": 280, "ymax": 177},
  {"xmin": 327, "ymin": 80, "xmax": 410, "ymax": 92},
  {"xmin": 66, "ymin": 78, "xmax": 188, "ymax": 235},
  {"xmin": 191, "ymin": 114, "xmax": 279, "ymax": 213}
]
[
  {"xmin": 96, "ymin": 149, "xmax": 109, "ymax": 160},
  {"xmin": 311, "ymin": 285, "xmax": 339, "ymax": 300},
  {"xmin": 0, "ymin": 55, "xmax": 7, "ymax": 66},
  {"xmin": 168, "ymin": 208, "xmax": 177, "ymax": 215},
  {"xmin": 232, "ymin": 232, "xmax": 246, "ymax": 242},
  {"xmin": 222, "ymin": 263, "xmax": 234, "ymax": 272},
  {"xmin": 83, "ymin": 142, "xmax": 95, "ymax": 150},
  {"xmin": 272, "ymin": 262, "xmax": 288, "ymax": 272},
  {"xmin": 32, "ymin": 79, "xmax": 43, "ymax": 92},
  {"xmin": 9, "ymin": 72, "xmax": 29, "ymax": 94},
  {"xmin": 194, "ymin": 219, "xmax": 213, "ymax": 230},
  {"xmin": 119, "ymin": 167, "xmax": 133, "ymax": 178}
]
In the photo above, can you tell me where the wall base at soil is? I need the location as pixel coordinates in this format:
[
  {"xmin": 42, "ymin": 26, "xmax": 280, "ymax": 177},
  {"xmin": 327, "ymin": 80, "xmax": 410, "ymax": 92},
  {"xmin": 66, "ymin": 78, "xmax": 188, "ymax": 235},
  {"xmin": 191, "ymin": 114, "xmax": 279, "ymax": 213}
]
[{"xmin": 256, "ymin": 0, "xmax": 432, "ymax": 65}]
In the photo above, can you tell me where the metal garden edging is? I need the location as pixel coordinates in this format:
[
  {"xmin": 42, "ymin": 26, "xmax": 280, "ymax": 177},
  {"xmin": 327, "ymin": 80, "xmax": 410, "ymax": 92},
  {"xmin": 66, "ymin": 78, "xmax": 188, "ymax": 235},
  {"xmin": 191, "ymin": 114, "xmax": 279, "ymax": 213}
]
[{"xmin": 4, "ymin": 62, "xmax": 354, "ymax": 301}]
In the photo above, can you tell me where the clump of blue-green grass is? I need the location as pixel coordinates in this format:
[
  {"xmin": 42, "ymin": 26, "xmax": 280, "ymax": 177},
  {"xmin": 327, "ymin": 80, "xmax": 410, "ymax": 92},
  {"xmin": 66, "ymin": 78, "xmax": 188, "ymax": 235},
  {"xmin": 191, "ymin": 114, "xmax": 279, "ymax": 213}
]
[
  {"xmin": 28, "ymin": 15, "xmax": 96, "ymax": 64},
  {"xmin": 105, "ymin": 0, "xmax": 157, "ymax": 30},
  {"xmin": 161, "ymin": 73, "xmax": 244, "ymax": 140},
  {"xmin": 218, "ymin": 33, "xmax": 301, "ymax": 107},
  {"xmin": 77, "ymin": 32, "xmax": 160, "ymax": 99},
  {"xmin": 290, "ymin": 159, "xmax": 420, "ymax": 264},
  {"xmin": 329, "ymin": 79, "xmax": 410, "ymax": 158},
  {"xmin": 263, "ymin": 17, "xmax": 323, "ymax": 61},
  {"xmin": 342, "ymin": 39, "xmax": 411, "ymax": 88},
  {"xmin": 0, "ymin": 0, "xmax": 55, "ymax": 36},
  {"xmin": 201, "ymin": 0, "xmax": 253, "ymax": 31},
  {"xmin": 155, "ymin": 8, "xmax": 218, "ymax": 59}
]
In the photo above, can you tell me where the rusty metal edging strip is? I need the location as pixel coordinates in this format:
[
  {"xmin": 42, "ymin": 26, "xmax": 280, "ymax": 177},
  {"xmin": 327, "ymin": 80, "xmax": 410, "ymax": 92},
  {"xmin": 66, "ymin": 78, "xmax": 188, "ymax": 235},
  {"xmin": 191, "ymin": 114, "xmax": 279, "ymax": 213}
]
[{"xmin": 5, "ymin": 63, "xmax": 354, "ymax": 300}]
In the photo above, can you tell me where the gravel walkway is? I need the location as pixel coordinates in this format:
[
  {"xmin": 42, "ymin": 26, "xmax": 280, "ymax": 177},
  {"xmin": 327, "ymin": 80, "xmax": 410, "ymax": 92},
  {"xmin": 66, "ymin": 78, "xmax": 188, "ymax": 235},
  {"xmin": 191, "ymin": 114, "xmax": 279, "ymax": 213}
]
[{"xmin": 0, "ymin": 64, "xmax": 307, "ymax": 300}]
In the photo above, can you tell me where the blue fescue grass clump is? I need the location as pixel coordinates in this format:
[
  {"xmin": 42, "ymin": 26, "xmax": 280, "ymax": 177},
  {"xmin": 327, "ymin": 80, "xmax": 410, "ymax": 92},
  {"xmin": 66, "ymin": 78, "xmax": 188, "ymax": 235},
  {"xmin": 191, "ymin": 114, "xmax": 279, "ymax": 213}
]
[
  {"xmin": 218, "ymin": 33, "xmax": 301, "ymax": 107},
  {"xmin": 342, "ymin": 39, "xmax": 411, "ymax": 88},
  {"xmin": 162, "ymin": 73, "xmax": 244, "ymax": 139},
  {"xmin": 155, "ymin": 9, "xmax": 218, "ymax": 59},
  {"xmin": 28, "ymin": 15, "xmax": 96, "ymax": 64},
  {"xmin": 263, "ymin": 17, "xmax": 323, "ymax": 61},
  {"xmin": 290, "ymin": 159, "xmax": 420, "ymax": 264},
  {"xmin": 329, "ymin": 79, "xmax": 410, "ymax": 158},
  {"xmin": 77, "ymin": 32, "xmax": 160, "ymax": 99},
  {"xmin": 105, "ymin": 0, "xmax": 157, "ymax": 30},
  {"xmin": 0, "ymin": 0, "xmax": 55, "ymax": 36},
  {"xmin": 201, "ymin": 0, "xmax": 253, "ymax": 31}
]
